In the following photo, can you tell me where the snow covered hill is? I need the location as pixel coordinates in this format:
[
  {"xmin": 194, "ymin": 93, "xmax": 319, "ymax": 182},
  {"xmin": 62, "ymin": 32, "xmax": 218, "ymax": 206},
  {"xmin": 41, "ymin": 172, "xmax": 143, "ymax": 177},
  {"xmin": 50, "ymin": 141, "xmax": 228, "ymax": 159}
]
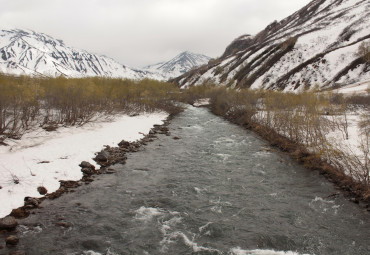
[
  {"xmin": 173, "ymin": 0, "xmax": 370, "ymax": 91},
  {"xmin": 143, "ymin": 51, "xmax": 211, "ymax": 80},
  {"xmin": 0, "ymin": 29, "xmax": 149, "ymax": 79}
]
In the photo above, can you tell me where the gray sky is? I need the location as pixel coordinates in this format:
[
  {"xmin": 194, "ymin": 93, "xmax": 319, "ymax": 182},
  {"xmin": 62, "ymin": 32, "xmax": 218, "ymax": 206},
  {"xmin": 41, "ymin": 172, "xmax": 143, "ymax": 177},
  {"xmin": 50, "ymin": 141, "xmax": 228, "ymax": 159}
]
[{"xmin": 0, "ymin": 0, "xmax": 311, "ymax": 67}]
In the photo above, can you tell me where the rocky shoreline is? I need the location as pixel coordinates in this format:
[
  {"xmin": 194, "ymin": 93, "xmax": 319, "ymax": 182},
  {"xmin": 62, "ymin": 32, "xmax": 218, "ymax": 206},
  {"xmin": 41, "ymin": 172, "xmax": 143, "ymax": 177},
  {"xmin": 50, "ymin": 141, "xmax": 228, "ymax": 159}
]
[{"xmin": 0, "ymin": 116, "xmax": 176, "ymax": 254}]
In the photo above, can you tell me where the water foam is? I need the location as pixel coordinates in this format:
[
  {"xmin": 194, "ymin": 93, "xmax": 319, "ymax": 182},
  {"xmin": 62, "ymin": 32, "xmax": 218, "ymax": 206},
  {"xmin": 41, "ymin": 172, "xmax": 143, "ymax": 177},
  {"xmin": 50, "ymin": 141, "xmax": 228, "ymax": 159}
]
[
  {"xmin": 134, "ymin": 206, "xmax": 164, "ymax": 221},
  {"xmin": 18, "ymin": 224, "xmax": 43, "ymax": 236},
  {"xmin": 80, "ymin": 248, "xmax": 119, "ymax": 255},
  {"xmin": 229, "ymin": 247, "xmax": 312, "ymax": 255},
  {"xmin": 161, "ymin": 231, "xmax": 220, "ymax": 254},
  {"xmin": 309, "ymin": 196, "xmax": 340, "ymax": 214},
  {"xmin": 199, "ymin": 222, "xmax": 213, "ymax": 233}
]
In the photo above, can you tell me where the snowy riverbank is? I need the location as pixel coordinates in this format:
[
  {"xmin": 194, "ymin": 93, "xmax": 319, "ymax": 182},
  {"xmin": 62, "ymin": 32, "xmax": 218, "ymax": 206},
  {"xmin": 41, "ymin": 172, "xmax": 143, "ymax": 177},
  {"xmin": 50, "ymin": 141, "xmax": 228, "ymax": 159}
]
[{"xmin": 0, "ymin": 112, "xmax": 168, "ymax": 218}]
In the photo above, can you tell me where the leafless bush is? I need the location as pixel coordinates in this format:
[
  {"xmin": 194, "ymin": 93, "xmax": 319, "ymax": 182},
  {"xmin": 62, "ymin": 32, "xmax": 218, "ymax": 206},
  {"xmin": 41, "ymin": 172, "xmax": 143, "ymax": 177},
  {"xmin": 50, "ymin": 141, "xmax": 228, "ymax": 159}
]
[{"xmin": 0, "ymin": 74, "xmax": 181, "ymax": 139}]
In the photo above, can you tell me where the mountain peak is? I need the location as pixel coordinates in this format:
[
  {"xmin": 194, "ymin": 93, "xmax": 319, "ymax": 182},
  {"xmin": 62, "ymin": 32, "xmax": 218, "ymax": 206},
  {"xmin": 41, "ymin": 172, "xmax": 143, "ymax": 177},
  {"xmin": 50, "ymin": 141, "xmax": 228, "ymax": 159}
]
[
  {"xmin": 143, "ymin": 51, "xmax": 211, "ymax": 80},
  {"xmin": 0, "ymin": 29, "xmax": 210, "ymax": 81},
  {"xmin": 0, "ymin": 29, "xmax": 144, "ymax": 79}
]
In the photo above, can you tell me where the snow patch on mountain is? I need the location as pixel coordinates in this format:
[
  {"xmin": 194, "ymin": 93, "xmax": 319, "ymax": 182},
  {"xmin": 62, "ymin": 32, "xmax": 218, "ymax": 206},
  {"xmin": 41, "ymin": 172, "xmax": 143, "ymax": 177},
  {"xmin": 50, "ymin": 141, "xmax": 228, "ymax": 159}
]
[
  {"xmin": 174, "ymin": 0, "xmax": 370, "ymax": 91},
  {"xmin": 143, "ymin": 51, "xmax": 211, "ymax": 80},
  {"xmin": 0, "ymin": 29, "xmax": 211, "ymax": 81},
  {"xmin": 0, "ymin": 29, "xmax": 147, "ymax": 79}
]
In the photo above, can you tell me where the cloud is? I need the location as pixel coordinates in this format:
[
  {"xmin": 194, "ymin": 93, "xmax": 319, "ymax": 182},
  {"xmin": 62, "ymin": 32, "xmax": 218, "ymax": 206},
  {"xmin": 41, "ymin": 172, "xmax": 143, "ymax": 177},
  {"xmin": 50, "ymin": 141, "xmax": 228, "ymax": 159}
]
[{"xmin": 0, "ymin": 0, "xmax": 311, "ymax": 67}]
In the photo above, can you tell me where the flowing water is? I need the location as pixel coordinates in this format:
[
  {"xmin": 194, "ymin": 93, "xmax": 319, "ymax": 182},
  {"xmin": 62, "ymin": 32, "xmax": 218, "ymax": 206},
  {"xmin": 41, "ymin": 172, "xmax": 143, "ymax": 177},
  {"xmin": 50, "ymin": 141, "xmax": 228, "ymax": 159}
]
[{"xmin": 13, "ymin": 106, "xmax": 370, "ymax": 255}]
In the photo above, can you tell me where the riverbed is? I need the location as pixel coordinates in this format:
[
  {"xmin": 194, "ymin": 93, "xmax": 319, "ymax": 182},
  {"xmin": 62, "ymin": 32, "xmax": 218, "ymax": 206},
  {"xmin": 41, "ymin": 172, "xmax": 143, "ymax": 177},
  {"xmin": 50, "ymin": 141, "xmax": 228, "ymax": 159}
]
[{"xmin": 11, "ymin": 106, "xmax": 370, "ymax": 255}]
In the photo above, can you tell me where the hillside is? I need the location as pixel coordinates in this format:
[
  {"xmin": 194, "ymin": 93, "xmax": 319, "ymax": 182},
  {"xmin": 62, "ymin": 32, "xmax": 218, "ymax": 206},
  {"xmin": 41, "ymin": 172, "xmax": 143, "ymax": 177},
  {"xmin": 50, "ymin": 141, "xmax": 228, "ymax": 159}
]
[{"xmin": 173, "ymin": 0, "xmax": 370, "ymax": 91}]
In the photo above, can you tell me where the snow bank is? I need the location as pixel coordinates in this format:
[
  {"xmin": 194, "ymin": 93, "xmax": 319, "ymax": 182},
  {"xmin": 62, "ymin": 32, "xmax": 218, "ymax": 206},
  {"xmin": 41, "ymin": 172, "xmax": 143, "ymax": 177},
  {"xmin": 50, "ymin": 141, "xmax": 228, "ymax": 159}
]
[
  {"xmin": 0, "ymin": 112, "xmax": 168, "ymax": 218},
  {"xmin": 333, "ymin": 80, "xmax": 370, "ymax": 95}
]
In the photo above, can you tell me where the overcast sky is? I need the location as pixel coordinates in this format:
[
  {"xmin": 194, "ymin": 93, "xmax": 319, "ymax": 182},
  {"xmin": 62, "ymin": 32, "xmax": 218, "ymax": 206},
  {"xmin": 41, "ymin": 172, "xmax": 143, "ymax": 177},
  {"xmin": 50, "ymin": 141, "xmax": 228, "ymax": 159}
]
[{"xmin": 0, "ymin": 0, "xmax": 311, "ymax": 67}]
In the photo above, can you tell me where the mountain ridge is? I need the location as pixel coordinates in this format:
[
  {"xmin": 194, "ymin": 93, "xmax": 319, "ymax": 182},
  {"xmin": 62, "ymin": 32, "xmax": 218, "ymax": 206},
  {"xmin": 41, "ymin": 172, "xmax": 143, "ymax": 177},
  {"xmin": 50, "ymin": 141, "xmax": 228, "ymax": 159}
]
[
  {"xmin": 0, "ymin": 29, "xmax": 210, "ymax": 80},
  {"xmin": 143, "ymin": 51, "xmax": 211, "ymax": 80},
  {"xmin": 0, "ymin": 28, "xmax": 145, "ymax": 79},
  {"xmin": 172, "ymin": 0, "xmax": 370, "ymax": 91}
]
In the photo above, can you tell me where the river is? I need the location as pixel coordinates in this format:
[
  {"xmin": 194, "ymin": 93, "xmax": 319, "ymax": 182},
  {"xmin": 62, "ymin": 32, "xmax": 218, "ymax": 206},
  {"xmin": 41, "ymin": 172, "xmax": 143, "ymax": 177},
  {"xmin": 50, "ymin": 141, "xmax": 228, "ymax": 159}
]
[{"xmin": 13, "ymin": 106, "xmax": 370, "ymax": 255}]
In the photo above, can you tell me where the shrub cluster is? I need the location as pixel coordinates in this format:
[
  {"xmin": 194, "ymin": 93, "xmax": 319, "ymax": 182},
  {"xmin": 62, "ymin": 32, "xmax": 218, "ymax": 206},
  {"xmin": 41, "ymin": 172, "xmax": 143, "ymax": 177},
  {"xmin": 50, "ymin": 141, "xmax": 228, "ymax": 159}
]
[{"xmin": 0, "ymin": 74, "xmax": 181, "ymax": 140}]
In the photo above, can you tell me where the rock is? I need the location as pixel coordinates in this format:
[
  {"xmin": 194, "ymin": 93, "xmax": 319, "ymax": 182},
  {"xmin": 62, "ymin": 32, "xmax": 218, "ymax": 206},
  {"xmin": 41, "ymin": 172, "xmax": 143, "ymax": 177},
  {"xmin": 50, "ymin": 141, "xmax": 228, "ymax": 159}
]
[
  {"xmin": 10, "ymin": 251, "xmax": 26, "ymax": 255},
  {"xmin": 43, "ymin": 125, "xmax": 58, "ymax": 132},
  {"xmin": 118, "ymin": 140, "xmax": 130, "ymax": 148},
  {"xmin": 95, "ymin": 150, "xmax": 109, "ymax": 162},
  {"xmin": 24, "ymin": 197, "xmax": 39, "ymax": 208},
  {"xmin": 173, "ymin": 136, "xmax": 180, "ymax": 140},
  {"xmin": 82, "ymin": 177, "xmax": 93, "ymax": 183},
  {"xmin": 0, "ymin": 216, "xmax": 18, "ymax": 230},
  {"xmin": 56, "ymin": 222, "xmax": 70, "ymax": 228},
  {"xmin": 5, "ymin": 235, "xmax": 19, "ymax": 246},
  {"xmin": 106, "ymin": 168, "xmax": 116, "ymax": 174},
  {"xmin": 79, "ymin": 161, "xmax": 95, "ymax": 170},
  {"xmin": 47, "ymin": 187, "xmax": 66, "ymax": 200},
  {"xmin": 37, "ymin": 160, "xmax": 50, "ymax": 164},
  {"xmin": 37, "ymin": 186, "xmax": 48, "ymax": 195},
  {"xmin": 10, "ymin": 208, "xmax": 30, "ymax": 219},
  {"xmin": 81, "ymin": 168, "xmax": 95, "ymax": 176},
  {"xmin": 59, "ymin": 180, "xmax": 81, "ymax": 188}
]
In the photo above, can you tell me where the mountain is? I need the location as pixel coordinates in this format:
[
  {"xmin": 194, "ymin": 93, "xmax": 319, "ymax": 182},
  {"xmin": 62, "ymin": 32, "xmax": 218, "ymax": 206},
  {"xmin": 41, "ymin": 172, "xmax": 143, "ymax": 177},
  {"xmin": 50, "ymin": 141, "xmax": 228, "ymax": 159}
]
[
  {"xmin": 0, "ymin": 29, "xmax": 211, "ymax": 81},
  {"xmin": 143, "ymin": 51, "xmax": 211, "ymax": 80},
  {"xmin": 0, "ymin": 29, "xmax": 148, "ymax": 79},
  {"xmin": 173, "ymin": 0, "xmax": 370, "ymax": 91}
]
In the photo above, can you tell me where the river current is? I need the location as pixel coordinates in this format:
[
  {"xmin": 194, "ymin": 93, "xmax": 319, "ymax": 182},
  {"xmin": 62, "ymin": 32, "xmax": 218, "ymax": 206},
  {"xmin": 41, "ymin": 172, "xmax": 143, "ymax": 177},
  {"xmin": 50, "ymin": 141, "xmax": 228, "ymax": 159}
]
[{"xmin": 14, "ymin": 106, "xmax": 370, "ymax": 254}]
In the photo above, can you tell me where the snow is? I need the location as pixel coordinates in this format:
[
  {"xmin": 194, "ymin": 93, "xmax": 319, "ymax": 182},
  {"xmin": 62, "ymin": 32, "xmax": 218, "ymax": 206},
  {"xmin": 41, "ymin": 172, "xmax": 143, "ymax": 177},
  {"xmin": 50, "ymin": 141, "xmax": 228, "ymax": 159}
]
[
  {"xmin": 135, "ymin": 206, "xmax": 164, "ymax": 221},
  {"xmin": 252, "ymin": 100, "xmax": 369, "ymax": 181},
  {"xmin": 0, "ymin": 29, "xmax": 145, "ymax": 80},
  {"xmin": 0, "ymin": 112, "xmax": 168, "ymax": 218},
  {"xmin": 143, "ymin": 51, "xmax": 211, "ymax": 80},
  {"xmin": 193, "ymin": 98, "xmax": 210, "ymax": 107},
  {"xmin": 333, "ymin": 79, "xmax": 370, "ymax": 95},
  {"xmin": 179, "ymin": 0, "xmax": 370, "ymax": 90}
]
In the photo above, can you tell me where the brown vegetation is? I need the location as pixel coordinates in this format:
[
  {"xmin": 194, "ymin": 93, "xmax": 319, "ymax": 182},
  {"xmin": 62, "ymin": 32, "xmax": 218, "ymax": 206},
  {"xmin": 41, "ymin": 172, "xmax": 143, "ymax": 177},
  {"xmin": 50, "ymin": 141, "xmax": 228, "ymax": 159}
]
[
  {"xmin": 0, "ymin": 74, "xmax": 181, "ymax": 140},
  {"xmin": 356, "ymin": 41, "xmax": 370, "ymax": 63}
]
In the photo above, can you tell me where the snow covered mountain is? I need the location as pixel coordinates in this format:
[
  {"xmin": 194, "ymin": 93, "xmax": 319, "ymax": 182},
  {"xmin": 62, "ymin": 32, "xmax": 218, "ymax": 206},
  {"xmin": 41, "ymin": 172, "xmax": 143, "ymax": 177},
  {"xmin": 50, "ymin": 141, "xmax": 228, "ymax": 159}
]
[
  {"xmin": 173, "ymin": 0, "xmax": 370, "ymax": 91},
  {"xmin": 143, "ymin": 51, "xmax": 211, "ymax": 80},
  {"xmin": 0, "ymin": 29, "xmax": 148, "ymax": 79},
  {"xmin": 0, "ymin": 29, "xmax": 211, "ymax": 81}
]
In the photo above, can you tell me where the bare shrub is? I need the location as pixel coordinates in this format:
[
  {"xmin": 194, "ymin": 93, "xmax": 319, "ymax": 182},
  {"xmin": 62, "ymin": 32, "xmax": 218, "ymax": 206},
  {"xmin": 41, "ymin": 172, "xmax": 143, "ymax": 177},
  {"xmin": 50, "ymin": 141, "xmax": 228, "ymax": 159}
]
[
  {"xmin": 0, "ymin": 74, "xmax": 181, "ymax": 140},
  {"xmin": 356, "ymin": 41, "xmax": 370, "ymax": 63}
]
